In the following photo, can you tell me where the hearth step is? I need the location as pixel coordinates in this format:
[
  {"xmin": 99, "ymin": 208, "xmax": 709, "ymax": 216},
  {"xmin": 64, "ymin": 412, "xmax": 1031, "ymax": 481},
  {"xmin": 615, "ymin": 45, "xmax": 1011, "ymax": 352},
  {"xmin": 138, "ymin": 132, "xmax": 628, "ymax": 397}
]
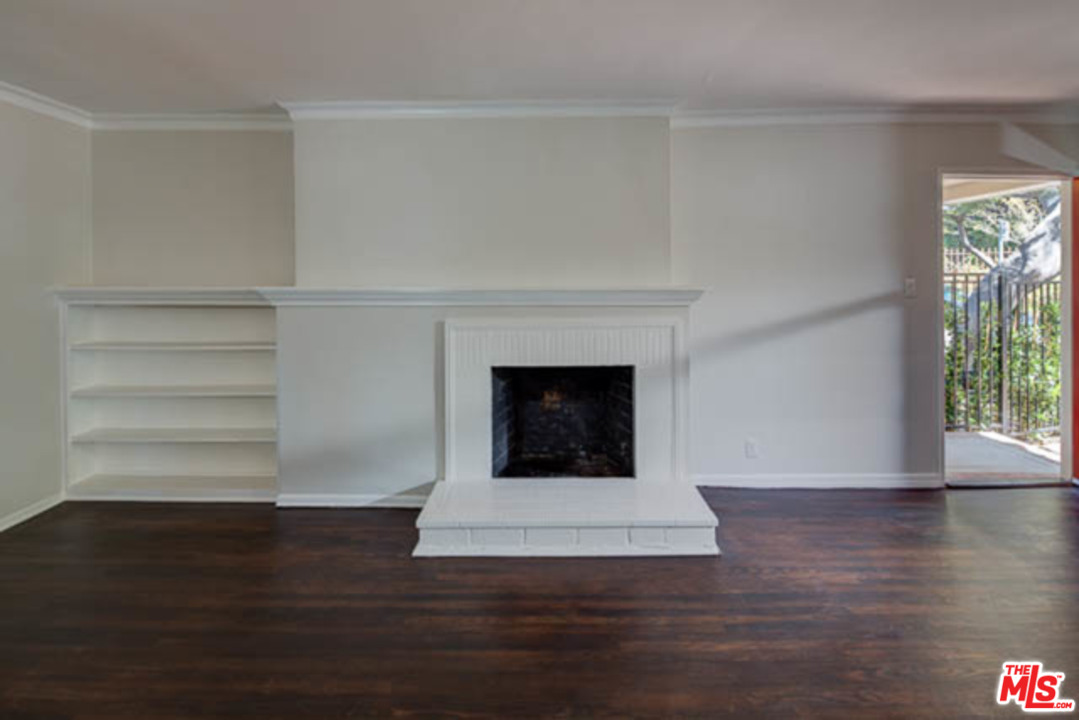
[{"xmin": 414, "ymin": 479, "xmax": 719, "ymax": 557}]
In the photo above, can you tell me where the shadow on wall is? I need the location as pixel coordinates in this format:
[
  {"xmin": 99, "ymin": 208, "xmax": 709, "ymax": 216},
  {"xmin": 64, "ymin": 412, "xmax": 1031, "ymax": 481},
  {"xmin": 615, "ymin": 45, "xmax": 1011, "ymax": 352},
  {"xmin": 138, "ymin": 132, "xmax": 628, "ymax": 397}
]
[
  {"xmin": 284, "ymin": 294, "xmax": 910, "ymax": 496},
  {"xmin": 279, "ymin": 319, "xmax": 448, "ymax": 503},
  {"xmin": 678, "ymin": 124, "xmax": 1032, "ymax": 479},
  {"xmin": 282, "ymin": 417, "xmax": 439, "ymax": 501},
  {"xmin": 692, "ymin": 291, "xmax": 904, "ymax": 357},
  {"xmin": 690, "ymin": 289, "xmax": 914, "ymax": 475}
]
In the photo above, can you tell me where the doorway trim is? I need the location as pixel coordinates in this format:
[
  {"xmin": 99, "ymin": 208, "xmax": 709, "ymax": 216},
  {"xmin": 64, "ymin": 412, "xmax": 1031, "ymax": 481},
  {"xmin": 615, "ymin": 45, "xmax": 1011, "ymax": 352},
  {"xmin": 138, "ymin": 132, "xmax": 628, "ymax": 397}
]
[{"xmin": 935, "ymin": 168, "xmax": 1073, "ymax": 483}]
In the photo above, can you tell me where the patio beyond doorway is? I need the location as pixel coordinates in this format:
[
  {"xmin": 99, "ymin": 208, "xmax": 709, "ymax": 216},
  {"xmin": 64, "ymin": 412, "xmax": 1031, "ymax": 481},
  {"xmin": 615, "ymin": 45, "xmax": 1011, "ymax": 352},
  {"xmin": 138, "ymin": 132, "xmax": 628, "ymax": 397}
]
[
  {"xmin": 942, "ymin": 175, "xmax": 1066, "ymax": 486},
  {"xmin": 946, "ymin": 431, "xmax": 1061, "ymax": 486}
]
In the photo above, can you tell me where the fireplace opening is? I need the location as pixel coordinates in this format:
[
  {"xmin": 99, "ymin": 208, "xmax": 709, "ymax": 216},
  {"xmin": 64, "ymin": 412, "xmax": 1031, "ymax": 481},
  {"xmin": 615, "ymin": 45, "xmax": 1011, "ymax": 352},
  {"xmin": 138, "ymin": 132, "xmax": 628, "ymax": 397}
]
[{"xmin": 491, "ymin": 366, "xmax": 634, "ymax": 478}]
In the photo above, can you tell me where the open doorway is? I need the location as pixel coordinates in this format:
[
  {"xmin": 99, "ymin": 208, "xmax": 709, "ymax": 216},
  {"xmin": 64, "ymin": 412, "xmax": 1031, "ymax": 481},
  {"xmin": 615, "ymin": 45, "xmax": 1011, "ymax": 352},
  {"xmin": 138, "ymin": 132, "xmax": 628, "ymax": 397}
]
[{"xmin": 941, "ymin": 174, "xmax": 1070, "ymax": 486}]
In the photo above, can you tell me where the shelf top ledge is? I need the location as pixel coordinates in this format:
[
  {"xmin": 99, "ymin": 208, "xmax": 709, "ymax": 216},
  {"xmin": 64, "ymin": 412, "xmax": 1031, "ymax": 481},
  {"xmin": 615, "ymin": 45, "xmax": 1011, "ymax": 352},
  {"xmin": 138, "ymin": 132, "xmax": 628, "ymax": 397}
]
[
  {"xmin": 55, "ymin": 287, "xmax": 268, "ymax": 306},
  {"xmin": 55, "ymin": 287, "xmax": 705, "ymax": 307}
]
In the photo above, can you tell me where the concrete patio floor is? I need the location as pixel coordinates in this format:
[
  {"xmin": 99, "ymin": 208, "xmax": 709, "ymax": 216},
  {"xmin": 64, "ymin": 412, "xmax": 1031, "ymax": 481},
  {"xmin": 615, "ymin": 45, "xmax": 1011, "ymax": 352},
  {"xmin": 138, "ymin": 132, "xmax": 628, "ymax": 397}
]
[{"xmin": 946, "ymin": 431, "xmax": 1061, "ymax": 483}]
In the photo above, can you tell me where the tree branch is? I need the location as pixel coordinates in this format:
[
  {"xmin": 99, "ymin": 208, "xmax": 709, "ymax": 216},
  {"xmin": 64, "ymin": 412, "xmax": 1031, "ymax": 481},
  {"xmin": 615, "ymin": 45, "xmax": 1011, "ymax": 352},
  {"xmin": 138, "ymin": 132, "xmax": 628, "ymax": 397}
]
[{"xmin": 956, "ymin": 214, "xmax": 997, "ymax": 269}]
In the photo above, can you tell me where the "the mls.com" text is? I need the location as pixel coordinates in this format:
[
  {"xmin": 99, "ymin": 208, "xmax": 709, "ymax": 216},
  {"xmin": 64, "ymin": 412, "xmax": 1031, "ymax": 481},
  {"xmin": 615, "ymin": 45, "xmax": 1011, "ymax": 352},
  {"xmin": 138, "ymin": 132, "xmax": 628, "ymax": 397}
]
[{"xmin": 998, "ymin": 661, "xmax": 1075, "ymax": 713}]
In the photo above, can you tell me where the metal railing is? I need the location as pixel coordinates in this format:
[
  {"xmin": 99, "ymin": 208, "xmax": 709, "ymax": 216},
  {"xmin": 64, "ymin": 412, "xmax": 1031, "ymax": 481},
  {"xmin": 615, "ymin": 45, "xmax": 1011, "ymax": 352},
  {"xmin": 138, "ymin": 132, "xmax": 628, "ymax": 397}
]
[{"xmin": 944, "ymin": 272, "xmax": 1061, "ymax": 436}]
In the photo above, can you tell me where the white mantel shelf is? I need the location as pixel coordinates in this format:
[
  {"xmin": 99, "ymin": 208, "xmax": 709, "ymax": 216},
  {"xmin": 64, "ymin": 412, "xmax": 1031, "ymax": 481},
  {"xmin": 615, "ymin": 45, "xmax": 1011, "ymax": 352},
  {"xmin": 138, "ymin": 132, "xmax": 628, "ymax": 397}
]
[
  {"xmin": 255, "ymin": 288, "xmax": 703, "ymax": 307},
  {"xmin": 55, "ymin": 287, "xmax": 704, "ymax": 307}
]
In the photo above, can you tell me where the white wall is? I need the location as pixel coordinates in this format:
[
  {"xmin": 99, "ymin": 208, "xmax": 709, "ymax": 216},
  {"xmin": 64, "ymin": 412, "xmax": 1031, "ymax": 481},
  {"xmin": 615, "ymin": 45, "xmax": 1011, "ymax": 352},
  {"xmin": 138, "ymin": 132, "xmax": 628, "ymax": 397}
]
[
  {"xmin": 276, "ymin": 305, "xmax": 685, "ymax": 502},
  {"xmin": 279, "ymin": 118, "xmax": 1079, "ymax": 497},
  {"xmin": 91, "ymin": 130, "xmax": 294, "ymax": 286},
  {"xmin": 292, "ymin": 117, "xmax": 670, "ymax": 287},
  {"xmin": 9, "ymin": 109, "xmax": 1076, "ymax": 513},
  {"xmin": 671, "ymin": 122, "xmax": 1072, "ymax": 485},
  {"xmin": 0, "ymin": 99, "xmax": 91, "ymax": 527}
]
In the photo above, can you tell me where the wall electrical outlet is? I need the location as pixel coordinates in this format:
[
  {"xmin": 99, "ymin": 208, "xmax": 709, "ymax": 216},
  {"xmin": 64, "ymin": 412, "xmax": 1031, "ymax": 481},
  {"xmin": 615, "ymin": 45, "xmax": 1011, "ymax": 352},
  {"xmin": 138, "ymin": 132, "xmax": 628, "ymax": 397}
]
[
  {"xmin": 745, "ymin": 439, "xmax": 760, "ymax": 459},
  {"xmin": 903, "ymin": 276, "xmax": 917, "ymax": 298}
]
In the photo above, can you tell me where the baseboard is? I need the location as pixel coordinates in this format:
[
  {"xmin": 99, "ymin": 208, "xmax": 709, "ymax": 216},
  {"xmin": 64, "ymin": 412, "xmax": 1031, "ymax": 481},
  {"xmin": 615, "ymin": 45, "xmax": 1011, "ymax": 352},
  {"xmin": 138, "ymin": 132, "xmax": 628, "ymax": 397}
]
[
  {"xmin": 66, "ymin": 492, "xmax": 276, "ymax": 503},
  {"xmin": 276, "ymin": 492, "xmax": 429, "ymax": 509},
  {"xmin": 694, "ymin": 473, "xmax": 944, "ymax": 489},
  {"xmin": 0, "ymin": 493, "xmax": 64, "ymax": 533}
]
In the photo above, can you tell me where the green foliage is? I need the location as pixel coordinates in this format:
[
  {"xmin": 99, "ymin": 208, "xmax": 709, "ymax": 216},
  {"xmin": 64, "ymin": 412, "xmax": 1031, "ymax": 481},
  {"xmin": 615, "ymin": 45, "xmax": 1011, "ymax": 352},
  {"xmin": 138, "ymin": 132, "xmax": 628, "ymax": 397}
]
[
  {"xmin": 942, "ymin": 187, "xmax": 1055, "ymax": 261},
  {"xmin": 944, "ymin": 281, "xmax": 1060, "ymax": 437},
  {"xmin": 1011, "ymin": 300, "xmax": 1061, "ymax": 436}
]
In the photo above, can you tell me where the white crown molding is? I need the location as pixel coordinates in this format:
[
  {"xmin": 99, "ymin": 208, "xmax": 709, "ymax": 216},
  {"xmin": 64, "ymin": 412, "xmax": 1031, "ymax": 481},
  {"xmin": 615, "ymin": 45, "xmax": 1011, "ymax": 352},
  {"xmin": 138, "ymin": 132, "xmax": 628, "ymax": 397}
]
[
  {"xmin": 5, "ymin": 76, "xmax": 1079, "ymax": 130},
  {"xmin": 283, "ymin": 101, "xmax": 1079, "ymax": 126},
  {"xmin": 0, "ymin": 80, "xmax": 289, "ymax": 130},
  {"xmin": 91, "ymin": 104, "xmax": 1079, "ymax": 129},
  {"xmin": 694, "ymin": 473, "xmax": 944, "ymax": 489},
  {"xmin": 280, "ymin": 100, "xmax": 678, "ymax": 121},
  {"xmin": 255, "ymin": 287, "xmax": 705, "ymax": 307},
  {"xmin": 0, "ymin": 81, "xmax": 92, "ymax": 127},
  {"xmin": 671, "ymin": 106, "xmax": 1079, "ymax": 128},
  {"xmin": 91, "ymin": 113, "xmax": 292, "ymax": 131}
]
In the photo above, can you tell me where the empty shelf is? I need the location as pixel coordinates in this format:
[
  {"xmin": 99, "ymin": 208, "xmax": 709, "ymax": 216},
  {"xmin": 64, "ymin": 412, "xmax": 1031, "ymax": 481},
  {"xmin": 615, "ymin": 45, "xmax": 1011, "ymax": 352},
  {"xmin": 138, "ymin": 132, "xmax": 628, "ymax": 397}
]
[
  {"xmin": 71, "ymin": 384, "xmax": 276, "ymax": 398},
  {"xmin": 72, "ymin": 427, "xmax": 277, "ymax": 443},
  {"xmin": 68, "ymin": 474, "xmax": 277, "ymax": 502},
  {"xmin": 70, "ymin": 341, "xmax": 275, "ymax": 351}
]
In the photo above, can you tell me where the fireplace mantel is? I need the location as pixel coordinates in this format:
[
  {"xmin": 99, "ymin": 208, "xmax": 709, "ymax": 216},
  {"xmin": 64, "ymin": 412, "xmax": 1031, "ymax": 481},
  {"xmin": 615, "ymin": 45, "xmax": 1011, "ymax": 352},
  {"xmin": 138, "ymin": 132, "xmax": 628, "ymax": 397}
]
[{"xmin": 256, "ymin": 287, "xmax": 703, "ymax": 307}]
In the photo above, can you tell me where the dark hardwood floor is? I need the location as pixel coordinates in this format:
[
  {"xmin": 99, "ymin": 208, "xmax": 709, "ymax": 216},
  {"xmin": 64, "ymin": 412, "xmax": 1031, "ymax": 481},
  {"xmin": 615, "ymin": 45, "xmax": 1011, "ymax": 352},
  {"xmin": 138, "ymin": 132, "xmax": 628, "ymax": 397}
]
[{"xmin": 1, "ymin": 487, "xmax": 1077, "ymax": 719}]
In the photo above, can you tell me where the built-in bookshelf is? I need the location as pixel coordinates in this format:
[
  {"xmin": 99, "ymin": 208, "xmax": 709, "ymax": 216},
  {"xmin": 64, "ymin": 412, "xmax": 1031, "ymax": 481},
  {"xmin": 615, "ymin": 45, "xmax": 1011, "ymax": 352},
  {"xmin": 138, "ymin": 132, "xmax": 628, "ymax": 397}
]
[{"xmin": 58, "ymin": 290, "xmax": 278, "ymax": 502}]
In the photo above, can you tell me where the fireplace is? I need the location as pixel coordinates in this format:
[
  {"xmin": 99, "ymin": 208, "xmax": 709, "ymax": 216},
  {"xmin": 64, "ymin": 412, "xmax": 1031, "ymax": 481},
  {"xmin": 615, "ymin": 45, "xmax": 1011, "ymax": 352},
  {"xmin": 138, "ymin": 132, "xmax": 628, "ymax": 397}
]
[
  {"xmin": 418, "ymin": 316, "xmax": 718, "ymax": 557},
  {"xmin": 491, "ymin": 366, "xmax": 634, "ymax": 478}
]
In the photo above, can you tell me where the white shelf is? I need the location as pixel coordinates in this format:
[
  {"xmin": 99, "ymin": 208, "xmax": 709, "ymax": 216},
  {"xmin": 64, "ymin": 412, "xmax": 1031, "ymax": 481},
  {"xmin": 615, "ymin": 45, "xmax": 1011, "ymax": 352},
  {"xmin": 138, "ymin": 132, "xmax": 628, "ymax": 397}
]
[
  {"xmin": 68, "ymin": 474, "xmax": 277, "ymax": 502},
  {"xmin": 61, "ymin": 300, "xmax": 279, "ymax": 501},
  {"xmin": 71, "ymin": 384, "xmax": 276, "ymax": 398},
  {"xmin": 71, "ymin": 341, "xmax": 275, "ymax": 352},
  {"xmin": 72, "ymin": 427, "xmax": 277, "ymax": 444}
]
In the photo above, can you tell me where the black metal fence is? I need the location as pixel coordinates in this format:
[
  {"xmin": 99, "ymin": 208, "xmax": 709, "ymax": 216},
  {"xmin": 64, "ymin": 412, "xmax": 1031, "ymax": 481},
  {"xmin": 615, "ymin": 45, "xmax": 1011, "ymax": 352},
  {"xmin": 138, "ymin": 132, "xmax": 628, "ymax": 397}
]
[{"xmin": 944, "ymin": 272, "xmax": 1062, "ymax": 436}]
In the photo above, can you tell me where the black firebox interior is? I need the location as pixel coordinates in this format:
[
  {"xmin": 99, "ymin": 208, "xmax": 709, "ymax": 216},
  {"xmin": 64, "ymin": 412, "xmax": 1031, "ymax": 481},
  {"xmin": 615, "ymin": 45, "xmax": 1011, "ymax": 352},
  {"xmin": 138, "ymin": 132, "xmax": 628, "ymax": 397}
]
[{"xmin": 491, "ymin": 366, "xmax": 634, "ymax": 478}]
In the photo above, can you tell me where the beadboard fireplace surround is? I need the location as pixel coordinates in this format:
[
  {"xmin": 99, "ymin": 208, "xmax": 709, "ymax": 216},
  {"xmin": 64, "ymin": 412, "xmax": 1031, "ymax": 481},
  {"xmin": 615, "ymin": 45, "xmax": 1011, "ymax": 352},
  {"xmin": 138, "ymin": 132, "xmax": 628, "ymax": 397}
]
[
  {"xmin": 443, "ymin": 318, "xmax": 686, "ymax": 483},
  {"xmin": 55, "ymin": 287, "xmax": 718, "ymax": 557}
]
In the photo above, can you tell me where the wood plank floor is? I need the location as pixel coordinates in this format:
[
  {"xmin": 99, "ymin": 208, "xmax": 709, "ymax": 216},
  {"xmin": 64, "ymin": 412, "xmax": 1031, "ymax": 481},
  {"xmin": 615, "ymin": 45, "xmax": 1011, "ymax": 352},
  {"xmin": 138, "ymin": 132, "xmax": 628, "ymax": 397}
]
[{"xmin": 1, "ymin": 488, "xmax": 1077, "ymax": 719}]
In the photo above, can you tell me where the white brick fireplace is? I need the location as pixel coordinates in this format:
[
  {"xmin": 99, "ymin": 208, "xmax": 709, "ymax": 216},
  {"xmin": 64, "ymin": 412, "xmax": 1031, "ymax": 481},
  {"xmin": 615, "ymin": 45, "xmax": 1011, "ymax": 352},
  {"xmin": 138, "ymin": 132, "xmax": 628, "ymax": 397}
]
[{"xmin": 415, "ymin": 310, "xmax": 719, "ymax": 557}]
